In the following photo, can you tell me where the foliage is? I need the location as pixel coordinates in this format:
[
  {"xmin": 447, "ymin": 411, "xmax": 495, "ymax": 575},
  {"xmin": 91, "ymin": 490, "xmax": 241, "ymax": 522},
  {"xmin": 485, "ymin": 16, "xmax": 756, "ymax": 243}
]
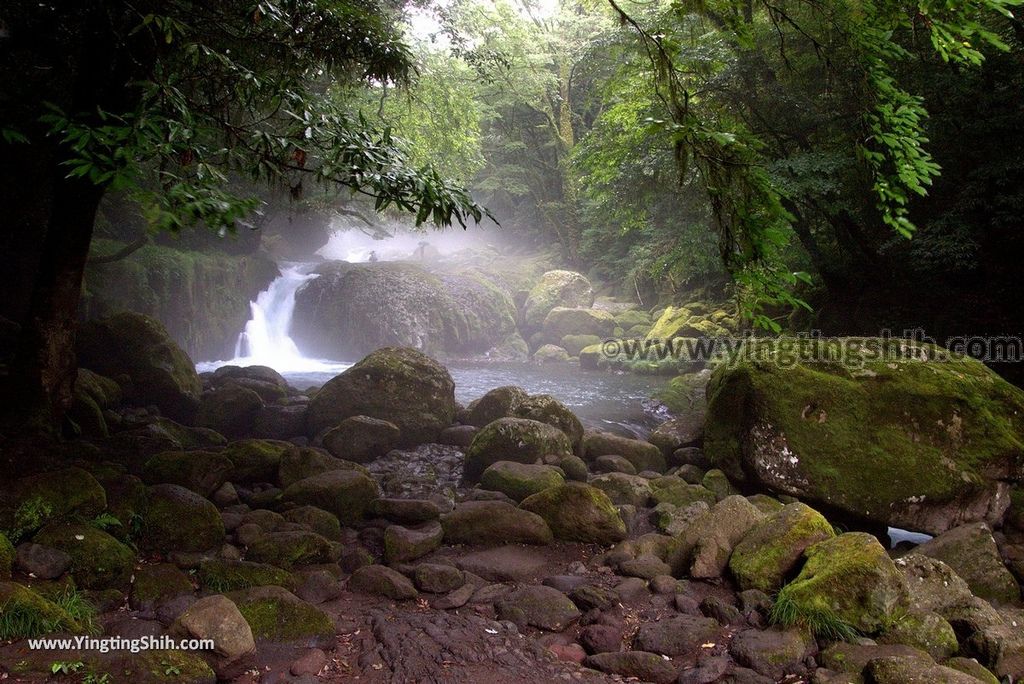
[
  {"xmin": 7, "ymin": 496, "xmax": 54, "ymax": 544},
  {"xmin": 769, "ymin": 591, "xmax": 858, "ymax": 642}
]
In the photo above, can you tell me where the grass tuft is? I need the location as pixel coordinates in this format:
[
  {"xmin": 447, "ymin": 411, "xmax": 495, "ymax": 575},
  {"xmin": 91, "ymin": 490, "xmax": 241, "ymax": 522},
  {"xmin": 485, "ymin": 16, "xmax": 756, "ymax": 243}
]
[{"xmin": 769, "ymin": 591, "xmax": 859, "ymax": 642}]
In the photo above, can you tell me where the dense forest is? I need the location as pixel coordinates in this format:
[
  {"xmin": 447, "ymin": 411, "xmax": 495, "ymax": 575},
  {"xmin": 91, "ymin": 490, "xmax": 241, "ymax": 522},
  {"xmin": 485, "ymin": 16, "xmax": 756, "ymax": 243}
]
[{"xmin": 2, "ymin": 1, "xmax": 1024, "ymax": 683}]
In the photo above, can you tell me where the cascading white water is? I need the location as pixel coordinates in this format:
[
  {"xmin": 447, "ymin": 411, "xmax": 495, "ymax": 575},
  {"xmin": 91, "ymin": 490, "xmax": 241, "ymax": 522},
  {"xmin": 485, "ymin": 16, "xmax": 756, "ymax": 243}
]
[{"xmin": 196, "ymin": 264, "xmax": 351, "ymax": 375}]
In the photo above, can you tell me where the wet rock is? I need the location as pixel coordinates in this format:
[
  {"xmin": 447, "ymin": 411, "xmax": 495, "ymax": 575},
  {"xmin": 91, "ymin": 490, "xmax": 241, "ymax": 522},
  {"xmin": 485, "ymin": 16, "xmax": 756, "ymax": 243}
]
[
  {"xmin": 349, "ymin": 564, "xmax": 418, "ymax": 600},
  {"xmin": 455, "ymin": 545, "xmax": 549, "ymax": 582},
  {"xmin": 321, "ymin": 415, "xmax": 400, "ymax": 463},
  {"xmin": 497, "ymin": 584, "xmax": 582, "ymax": 631},
  {"xmin": 729, "ymin": 502, "xmax": 835, "ymax": 593},
  {"xmin": 383, "ymin": 521, "xmax": 443, "ymax": 564},
  {"xmin": 462, "ymin": 385, "xmax": 528, "ymax": 427},
  {"xmin": 479, "ymin": 461, "xmax": 565, "ymax": 501},
  {"xmin": 15, "ymin": 542, "xmax": 71, "ymax": 579},
  {"xmin": 583, "ymin": 650, "xmax": 677, "ymax": 684},
  {"xmin": 633, "ymin": 615, "xmax": 721, "ymax": 656},
  {"xmin": 228, "ymin": 585, "xmax": 335, "ymax": 645},
  {"xmin": 915, "ymin": 522, "xmax": 1021, "ymax": 605},
  {"xmin": 649, "ymin": 476, "xmax": 717, "ymax": 508},
  {"xmin": 371, "ymin": 497, "xmax": 442, "ymax": 524},
  {"xmin": 521, "ymin": 270, "xmax": 595, "ymax": 334},
  {"xmin": 415, "ymin": 563, "xmax": 464, "ymax": 593},
  {"xmin": 196, "ymin": 384, "xmax": 264, "ymax": 437},
  {"xmin": 463, "ymin": 417, "xmax": 573, "ymax": 482},
  {"xmin": 142, "ymin": 484, "xmax": 226, "ymax": 554},
  {"xmin": 579, "ymin": 624, "xmax": 623, "ymax": 654},
  {"xmin": 170, "ymin": 594, "xmax": 255, "ymax": 675},
  {"xmin": 512, "ymin": 393, "xmax": 585, "ymax": 448},
  {"xmin": 305, "ymin": 347, "xmax": 457, "ymax": 444},
  {"xmin": 729, "ymin": 627, "xmax": 816, "ymax": 680},
  {"xmin": 279, "ymin": 469, "xmax": 379, "ymax": 525},
  {"xmin": 441, "ymin": 500, "xmax": 553, "ymax": 546},
  {"xmin": 32, "ymin": 522, "xmax": 134, "ymax": 590},
  {"xmin": 520, "ymin": 483, "xmax": 626, "ymax": 545},
  {"xmin": 141, "ymin": 450, "xmax": 233, "ymax": 497},
  {"xmin": 668, "ymin": 495, "xmax": 765, "ymax": 578},
  {"xmin": 584, "ymin": 432, "xmax": 666, "ymax": 473}
]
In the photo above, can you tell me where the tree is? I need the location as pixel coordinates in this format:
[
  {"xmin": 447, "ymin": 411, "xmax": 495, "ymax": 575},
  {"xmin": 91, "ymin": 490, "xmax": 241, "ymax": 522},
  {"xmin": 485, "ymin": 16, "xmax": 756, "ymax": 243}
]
[{"xmin": 0, "ymin": 0, "xmax": 487, "ymax": 432}]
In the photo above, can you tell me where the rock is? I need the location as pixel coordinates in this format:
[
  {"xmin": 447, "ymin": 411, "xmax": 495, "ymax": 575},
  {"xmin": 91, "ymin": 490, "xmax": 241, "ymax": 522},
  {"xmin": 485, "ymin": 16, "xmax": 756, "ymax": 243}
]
[
  {"xmin": 541, "ymin": 307, "xmax": 616, "ymax": 346},
  {"xmin": 141, "ymin": 450, "xmax": 233, "ymax": 497},
  {"xmin": 321, "ymin": 415, "xmax": 400, "ymax": 463},
  {"xmin": 414, "ymin": 563, "xmax": 464, "ymax": 593},
  {"xmin": 521, "ymin": 270, "xmax": 594, "ymax": 334},
  {"xmin": 580, "ymin": 624, "xmax": 623, "ymax": 654},
  {"xmin": 729, "ymin": 502, "xmax": 835, "ymax": 593},
  {"xmin": 221, "ymin": 439, "xmax": 293, "ymax": 483},
  {"xmin": 702, "ymin": 469, "xmax": 739, "ymax": 500},
  {"xmin": 246, "ymin": 531, "xmax": 335, "ymax": 569},
  {"xmin": 305, "ymin": 347, "xmax": 456, "ymax": 444},
  {"xmin": 561, "ymin": 334, "xmax": 601, "ymax": 356},
  {"xmin": 512, "ymin": 394, "xmax": 584, "ymax": 448},
  {"xmin": 463, "ymin": 417, "xmax": 573, "ymax": 481},
  {"xmin": 894, "ymin": 553, "xmax": 973, "ymax": 614},
  {"xmin": 590, "ymin": 473, "xmax": 652, "ymax": 507},
  {"xmin": 0, "ymin": 467, "xmax": 107, "ymax": 535},
  {"xmin": 652, "ymin": 501, "xmax": 710, "ymax": 536},
  {"xmin": 371, "ymin": 498, "xmax": 441, "ymax": 525},
  {"xmin": 914, "ymin": 522, "xmax": 1020, "ymax": 604},
  {"xmin": 776, "ymin": 532, "xmax": 909, "ymax": 635},
  {"xmin": 439, "ymin": 424, "xmax": 477, "ymax": 447},
  {"xmin": 441, "ymin": 500, "xmax": 553, "ymax": 545},
  {"xmin": 555, "ymin": 455, "xmax": 589, "ymax": 482},
  {"xmin": 747, "ymin": 494, "xmax": 785, "ymax": 515},
  {"xmin": 520, "ymin": 483, "xmax": 626, "ymax": 545},
  {"xmin": 228, "ymin": 585, "xmax": 334, "ymax": 645},
  {"xmin": 282, "ymin": 506, "xmax": 342, "ymax": 541},
  {"xmin": 945, "ymin": 657, "xmax": 1001, "ymax": 684},
  {"xmin": 703, "ymin": 338, "xmax": 1024, "ymax": 534},
  {"xmin": 593, "ymin": 454, "xmax": 637, "ymax": 475},
  {"xmin": 431, "ymin": 582, "xmax": 476, "ymax": 609},
  {"xmin": 197, "ymin": 558, "xmax": 296, "ymax": 592},
  {"xmin": 78, "ymin": 312, "xmax": 202, "ymax": 422},
  {"xmin": 278, "ymin": 446, "xmax": 368, "ymax": 488},
  {"xmin": 729, "ymin": 627, "xmax": 816, "ymax": 680},
  {"xmin": 649, "ymin": 477, "xmax": 717, "ymax": 508},
  {"xmin": 583, "ymin": 651, "xmax": 677, "ymax": 684},
  {"xmin": 383, "ymin": 521, "xmax": 443, "ymax": 563},
  {"xmin": 941, "ymin": 598, "xmax": 1024, "ymax": 679},
  {"xmin": 618, "ymin": 554, "xmax": 671, "ymax": 579},
  {"xmin": 290, "ymin": 648, "xmax": 329, "ymax": 677},
  {"xmin": 479, "ymin": 461, "xmax": 565, "ymax": 502},
  {"xmin": 170, "ymin": 594, "xmax": 255, "ymax": 673},
  {"xmin": 878, "ymin": 610, "xmax": 959, "ymax": 660},
  {"xmin": 534, "ymin": 344, "xmax": 571, "ymax": 363},
  {"xmin": 196, "ymin": 385, "xmax": 264, "ymax": 437},
  {"xmin": 649, "ymin": 414, "xmax": 704, "ymax": 453},
  {"xmin": 668, "ymin": 495, "xmax": 765, "ymax": 578},
  {"xmin": 584, "ymin": 432, "xmax": 666, "ymax": 473},
  {"xmin": 820, "ymin": 642, "xmax": 931, "ymax": 673},
  {"xmin": 865, "ymin": 655, "xmax": 981, "ymax": 684},
  {"xmin": 455, "ymin": 545, "xmax": 549, "ymax": 582},
  {"xmin": 279, "ymin": 469, "xmax": 379, "ymax": 525},
  {"xmin": 633, "ymin": 615, "xmax": 721, "ymax": 656},
  {"xmin": 32, "ymin": 522, "xmax": 134, "ymax": 590},
  {"xmin": 253, "ymin": 404, "xmax": 307, "ymax": 440},
  {"xmin": 569, "ymin": 585, "xmax": 620, "ymax": 611},
  {"xmin": 0, "ymin": 581, "xmax": 81, "ymax": 636},
  {"xmin": 142, "ymin": 484, "xmax": 226, "ymax": 554},
  {"xmin": 131, "ymin": 563, "xmax": 194, "ymax": 612},
  {"xmin": 463, "ymin": 385, "xmax": 528, "ymax": 427},
  {"xmin": 349, "ymin": 564, "xmax": 418, "ymax": 600},
  {"xmin": 676, "ymin": 657, "xmax": 731, "ymax": 684},
  {"xmin": 15, "ymin": 542, "xmax": 71, "ymax": 580},
  {"xmin": 497, "ymin": 584, "xmax": 582, "ymax": 631}
]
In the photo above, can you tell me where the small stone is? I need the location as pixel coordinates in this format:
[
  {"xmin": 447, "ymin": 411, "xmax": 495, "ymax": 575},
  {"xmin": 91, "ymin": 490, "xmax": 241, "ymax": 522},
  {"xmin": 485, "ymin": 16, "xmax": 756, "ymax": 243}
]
[
  {"xmin": 633, "ymin": 615, "xmax": 721, "ymax": 657},
  {"xmin": 290, "ymin": 648, "xmax": 328, "ymax": 677}
]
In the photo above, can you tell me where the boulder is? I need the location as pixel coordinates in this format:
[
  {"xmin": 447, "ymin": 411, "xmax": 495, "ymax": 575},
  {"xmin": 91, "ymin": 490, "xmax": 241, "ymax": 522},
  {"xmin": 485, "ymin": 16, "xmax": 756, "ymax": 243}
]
[
  {"xmin": 633, "ymin": 615, "xmax": 721, "ymax": 657},
  {"xmin": 383, "ymin": 522, "xmax": 444, "ymax": 563},
  {"xmin": 222, "ymin": 440, "xmax": 293, "ymax": 483},
  {"xmin": 321, "ymin": 416, "xmax": 400, "ymax": 463},
  {"xmin": 521, "ymin": 270, "xmax": 594, "ymax": 334},
  {"xmin": 0, "ymin": 581, "xmax": 81, "ymax": 636},
  {"xmin": 141, "ymin": 450, "xmax": 233, "ymax": 497},
  {"xmin": 520, "ymin": 483, "xmax": 626, "ymax": 545},
  {"xmin": 462, "ymin": 385, "xmax": 529, "ymax": 427},
  {"xmin": 279, "ymin": 469, "xmax": 379, "ymax": 525},
  {"xmin": 14, "ymin": 542, "xmax": 70, "ymax": 580},
  {"xmin": 728, "ymin": 627, "xmax": 816, "ymax": 680},
  {"xmin": 142, "ymin": 484, "xmax": 226, "ymax": 553},
  {"xmin": 593, "ymin": 454, "xmax": 637, "ymax": 475},
  {"xmin": 455, "ymin": 545, "xmax": 549, "ymax": 582},
  {"xmin": 349, "ymin": 564, "xmax": 418, "ymax": 600},
  {"xmin": 197, "ymin": 559, "xmax": 296, "ymax": 592},
  {"xmin": 305, "ymin": 347, "xmax": 456, "ymax": 444},
  {"xmin": 561, "ymin": 334, "xmax": 601, "ymax": 356},
  {"xmin": 914, "ymin": 522, "xmax": 1020, "ymax": 604},
  {"xmin": 479, "ymin": 461, "xmax": 565, "ymax": 502},
  {"xmin": 246, "ymin": 531, "xmax": 335, "ymax": 569},
  {"xmin": 441, "ymin": 501, "xmax": 553, "ymax": 546},
  {"xmin": 583, "ymin": 432, "xmax": 666, "ymax": 473},
  {"xmin": 512, "ymin": 394, "xmax": 584, "ymax": 448},
  {"xmin": 667, "ymin": 495, "xmax": 765, "ymax": 578},
  {"xmin": 196, "ymin": 385, "xmax": 264, "ymax": 438},
  {"xmin": 582, "ymin": 651, "xmax": 677, "ymax": 684},
  {"xmin": 278, "ymin": 447, "xmax": 368, "ymax": 488},
  {"xmin": 702, "ymin": 469, "xmax": 739, "ymax": 501},
  {"xmin": 704, "ymin": 338, "xmax": 1024, "ymax": 534},
  {"xmin": 728, "ymin": 502, "xmax": 835, "ymax": 593},
  {"xmin": 228, "ymin": 585, "xmax": 334, "ymax": 645},
  {"xmin": 463, "ymin": 417, "xmax": 573, "ymax": 482},
  {"xmin": 497, "ymin": 584, "xmax": 582, "ymax": 631},
  {"xmin": 533, "ymin": 344, "xmax": 570, "ymax": 363},
  {"xmin": 649, "ymin": 414, "xmax": 704, "ymax": 454},
  {"xmin": 540, "ymin": 307, "xmax": 616, "ymax": 344},
  {"xmin": 78, "ymin": 312, "xmax": 202, "ymax": 422},
  {"xmin": 775, "ymin": 532, "xmax": 909, "ymax": 635},
  {"xmin": 414, "ymin": 563, "xmax": 464, "ymax": 594},
  {"xmin": 170, "ymin": 594, "xmax": 255, "ymax": 673},
  {"xmin": 819, "ymin": 642, "xmax": 932, "ymax": 673},
  {"xmin": 32, "ymin": 522, "xmax": 134, "ymax": 590},
  {"xmin": 589, "ymin": 473, "xmax": 652, "ymax": 507},
  {"xmin": 649, "ymin": 477, "xmax": 716, "ymax": 508},
  {"xmin": 130, "ymin": 563, "xmax": 194, "ymax": 612},
  {"xmin": 0, "ymin": 467, "xmax": 107, "ymax": 537},
  {"xmin": 252, "ymin": 404, "xmax": 307, "ymax": 440},
  {"xmin": 371, "ymin": 498, "xmax": 442, "ymax": 525},
  {"xmin": 281, "ymin": 506, "xmax": 342, "ymax": 541},
  {"xmin": 865, "ymin": 655, "xmax": 982, "ymax": 684},
  {"xmin": 894, "ymin": 553, "xmax": 974, "ymax": 615},
  {"xmin": 878, "ymin": 610, "xmax": 959, "ymax": 660}
]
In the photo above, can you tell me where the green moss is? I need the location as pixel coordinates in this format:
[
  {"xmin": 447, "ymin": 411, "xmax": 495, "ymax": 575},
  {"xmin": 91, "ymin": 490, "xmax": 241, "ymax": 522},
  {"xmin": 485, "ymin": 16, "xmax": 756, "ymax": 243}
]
[
  {"xmin": 649, "ymin": 477, "xmax": 716, "ymax": 508},
  {"xmin": 142, "ymin": 484, "xmax": 225, "ymax": 554},
  {"xmin": 561, "ymin": 334, "xmax": 602, "ymax": 357},
  {"xmin": 1, "ymin": 468, "xmax": 107, "ymax": 542},
  {"xmin": 228, "ymin": 586, "xmax": 334, "ymax": 642},
  {"xmin": 137, "ymin": 650, "xmax": 216, "ymax": 682},
  {"xmin": 0, "ymin": 582, "xmax": 83, "ymax": 639},
  {"xmin": 729, "ymin": 502, "xmax": 835, "ymax": 593},
  {"xmin": 245, "ymin": 531, "xmax": 334, "ymax": 569},
  {"xmin": 520, "ymin": 483, "xmax": 626, "ymax": 545},
  {"xmin": 0, "ymin": 532, "xmax": 13, "ymax": 580},
  {"xmin": 878, "ymin": 611, "xmax": 958, "ymax": 660},
  {"xmin": 197, "ymin": 559, "xmax": 295, "ymax": 592},
  {"xmin": 131, "ymin": 564, "xmax": 193, "ymax": 609},
  {"xmin": 32, "ymin": 523, "xmax": 134, "ymax": 590},
  {"xmin": 141, "ymin": 450, "xmax": 232, "ymax": 497},
  {"xmin": 463, "ymin": 417, "xmax": 573, "ymax": 481},
  {"xmin": 480, "ymin": 461, "xmax": 565, "ymax": 501}
]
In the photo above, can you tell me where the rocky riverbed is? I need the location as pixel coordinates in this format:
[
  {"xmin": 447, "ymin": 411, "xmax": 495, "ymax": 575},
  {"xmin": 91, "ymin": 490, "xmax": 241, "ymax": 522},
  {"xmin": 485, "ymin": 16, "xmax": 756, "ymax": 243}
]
[{"xmin": 1, "ymin": 315, "xmax": 1023, "ymax": 684}]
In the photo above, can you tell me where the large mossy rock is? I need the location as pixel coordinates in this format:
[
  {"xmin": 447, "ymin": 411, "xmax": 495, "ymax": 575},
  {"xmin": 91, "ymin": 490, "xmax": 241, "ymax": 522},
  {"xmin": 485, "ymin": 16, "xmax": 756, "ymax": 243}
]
[
  {"xmin": 583, "ymin": 432, "xmax": 666, "ymax": 474},
  {"xmin": 776, "ymin": 532, "xmax": 909, "ymax": 635},
  {"xmin": 33, "ymin": 522, "xmax": 134, "ymax": 590},
  {"xmin": 141, "ymin": 450, "xmax": 233, "ymax": 497},
  {"xmin": 291, "ymin": 261, "xmax": 516, "ymax": 359},
  {"xmin": 519, "ymin": 483, "xmax": 626, "ymax": 545},
  {"xmin": 512, "ymin": 394, "xmax": 584, "ymax": 449},
  {"xmin": 77, "ymin": 311, "xmax": 202, "ymax": 422},
  {"xmin": 462, "ymin": 385, "xmax": 528, "ymax": 427},
  {"xmin": 463, "ymin": 417, "xmax": 573, "ymax": 482},
  {"xmin": 196, "ymin": 385, "xmax": 264, "ymax": 438},
  {"xmin": 479, "ymin": 461, "xmax": 565, "ymax": 502},
  {"xmin": 729, "ymin": 502, "xmax": 836, "ymax": 593},
  {"xmin": 441, "ymin": 500, "xmax": 553, "ymax": 546},
  {"xmin": 228, "ymin": 585, "xmax": 334, "ymax": 645},
  {"xmin": 305, "ymin": 347, "xmax": 456, "ymax": 444},
  {"xmin": 279, "ymin": 469, "xmax": 379, "ymax": 525},
  {"xmin": 668, "ymin": 495, "xmax": 765, "ymax": 578},
  {"xmin": 222, "ymin": 439, "xmax": 294, "ymax": 483},
  {"xmin": 521, "ymin": 270, "xmax": 594, "ymax": 334},
  {"xmin": 0, "ymin": 467, "xmax": 107, "ymax": 537},
  {"xmin": 914, "ymin": 523, "xmax": 1021, "ymax": 604},
  {"xmin": 704, "ymin": 338, "xmax": 1024, "ymax": 534},
  {"xmin": 321, "ymin": 415, "xmax": 400, "ymax": 463},
  {"xmin": 142, "ymin": 484, "xmax": 225, "ymax": 553},
  {"xmin": 0, "ymin": 581, "xmax": 82, "ymax": 636},
  {"xmin": 540, "ymin": 307, "xmax": 616, "ymax": 345}
]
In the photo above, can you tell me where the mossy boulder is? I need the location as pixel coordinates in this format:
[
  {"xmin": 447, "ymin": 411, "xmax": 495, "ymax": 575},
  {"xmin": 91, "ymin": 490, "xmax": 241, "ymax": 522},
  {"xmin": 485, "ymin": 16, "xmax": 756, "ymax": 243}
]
[
  {"xmin": 615, "ymin": 310, "xmax": 651, "ymax": 329},
  {"xmin": 512, "ymin": 394, "xmax": 584, "ymax": 449},
  {"xmin": 561, "ymin": 334, "xmax": 601, "ymax": 357},
  {"xmin": 648, "ymin": 477, "xmax": 716, "ymax": 508},
  {"xmin": 441, "ymin": 501, "xmax": 553, "ymax": 546},
  {"xmin": 245, "ymin": 531, "xmax": 335, "ymax": 569},
  {"xmin": 33, "ymin": 522, "xmax": 134, "ymax": 590},
  {"xmin": 141, "ymin": 450, "xmax": 233, "ymax": 497},
  {"xmin": 533, "ymin": 344, "xmax": 570, "ymax": 363},
  {"xmin": 590, "ymin": 473, "xmax": 653, "ymax": 507},
  {"xmin": 463, "ymin": 417, "xmax": 573, "ymax": 482},
  {"xmin": 0, "ymin": 581, "xmax": 82, "ymax": 637},
  {"xmin": 349, "ymin": 564, "xmax": 418, "ymax": 600},
  {"xmin": 196, "ymin": 384, "xmax": 265, "ymax": 438},
  {"xmin": 0, "ymin": 467, "xmax": 107, "ymax": 539},
  {"xmin": 914, "ymin": 522, "xmax": 1021, "ymax": 604},
  {"xmin": 701, "ymin": 469, "xmax": 740, "ymax": 501},
  {"xmin": 668, "ymin": 495, "xmax": 765, "ymax": 579},
  {"xmin": 583, "ymin": 432, "xmax": 666, "ymax": 473},
  {"xmin": 497, "ymin": 584, "xmax": 582, "ymax": 631},
  {"xmin": 704, "ymin": 338, "xmax": 1024, "ymax": 534},
  {"xmin": 170, "ymin": 594, "xmax": 255, "ymax": 672},
  {"xmin": 70, "ymin": 368, "xmax": 121, "ymax": 437},
  {"xmin": 321, "ymin": 415, "xmax": 401, "ymax": 463},
  {"xmin": 305, "ymin": 347, "xmax": 456, "ymax": 444},
  {"xmin": 729, "ymin": 502, "xmax": 836, "ymax": 593},
  {"xmin": 462, "ymin": 385, "xmax": 528, "ymax": 427},
  {"xmin": 645, "ymin": 306, "xmax": 699, "ymax": 341},
  {"xmin": 197, "ymin": 559, "xmax": 296, "ymax": 592},
  {"xmin": 222, "ymin": 439, "xmax": 294, "ymax": 483},
  {"xmin": 865, "ymin": 655, "xmax": 982, "ymax": 684},
  {"xmin": 520, "ymin": 483, "xmax": 626, "ymax": 545},
  {"xmin": 541, "ymin": 307, "xmax": 616, "ymax": 345},
  {"xmin": 649, "ymin": 414, "xmax": 704, "ymax": 454},
  {"xmin": 281, "ymin": 506, "xmax": 342, "ymax": 541},
  {"xmin": 878, "ymin": 610, "xmax": 959, "ymax": 660},
  {"xmin": 228, "ymin": 585, "xmax": 334, "ymax": 645},
  {"xmin": 130, "ymin": 563, "xmax": 194, "ymax": 611},
  {"xmin": 521, "ymin": 270, "xmax": 594, "ymax": 334},
  {"xmin": 775, "ymin": 532, "xmax": 909, "ymax": 635},
  {"xmin": 383, "ymin": 521, "xmax": 444, "ymax": 563},
  {"xmin": 578, "ymin": 343, "xmax": 605, "ymax": 370},
  {"xmin": 279, "ymin": 469, "xmax": 379, "ymax": 524},
  {"xmin": 278, "ymin": 446, "xmax": 370, "ymax": 488},
  {"xmin": 0, "ymin": 532, "xmax": 13, "ymax": 579},
  {"xmin": 77, "ymin": 311, "xmax": 202, "ymax": 422},
  {"xmin": 480, "ymin": 461, "xmax": 566, "ymax": 502},
  {"xmin": 142, "ymin": 484, "xmax": 225, "ymax": 553}
]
